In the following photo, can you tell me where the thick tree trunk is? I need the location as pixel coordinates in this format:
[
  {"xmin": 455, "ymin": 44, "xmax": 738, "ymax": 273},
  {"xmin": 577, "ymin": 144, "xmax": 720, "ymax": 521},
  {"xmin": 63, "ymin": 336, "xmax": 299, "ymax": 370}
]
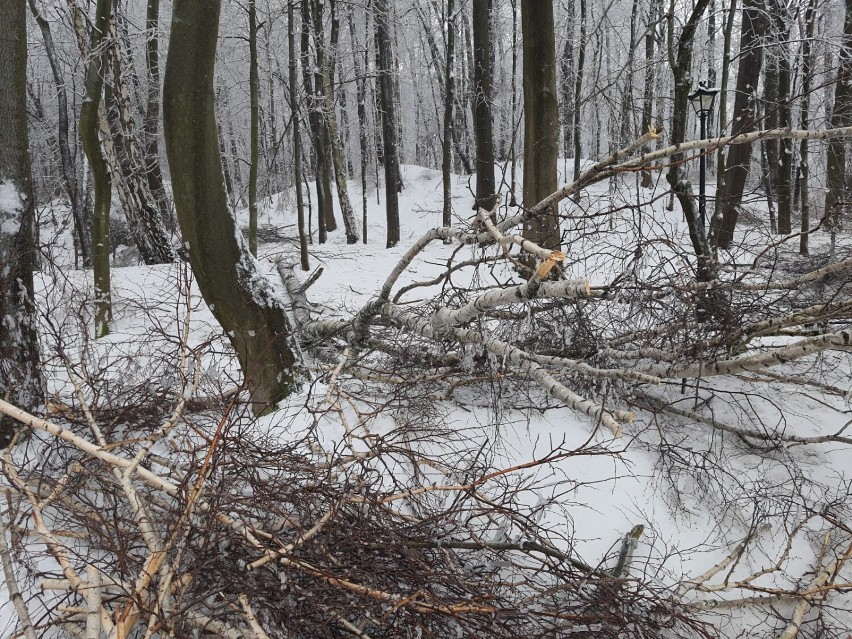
[
  {"xmin": 521, "ymin": 0, "xmax": 560, "ymax": 250},
  {"xmin": 472, "ymin": 0, "xmax": 497, "ymax": 212},
  {"xmin": 290, "ymin": 2, "xmax": 310, "ymax": 270},
  {"xmin": 28, "ymin": 0, "xmax": 92, "ymax": 267},
  {"xmin": 375, "ymin": 0, "xmax": 401, "ymax": 247},
  {"xmin": 80, "ymin": 0, "xmax": 113, "ymax": 337},
  {"xmin": 0, "ymin": 0, "xmax": 45, "ymax": 445},
  {"xmin": 711, "ymin": 0, "xmax": 738, "ymax": 227},
  {"xmin": 164, "ymin": 0, "xmax": 302, "ymax": 413},
  {"xmin": 715, "ymin": 0, "xmax": 767, "ymax": 248}
]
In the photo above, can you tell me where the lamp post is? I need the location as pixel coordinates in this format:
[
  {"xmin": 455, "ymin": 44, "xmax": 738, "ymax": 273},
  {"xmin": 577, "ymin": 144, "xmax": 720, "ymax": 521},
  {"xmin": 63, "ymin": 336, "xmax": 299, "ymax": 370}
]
[{"xmin": 688, "ymin": 82, "xmax": 720, "ymax": 230}]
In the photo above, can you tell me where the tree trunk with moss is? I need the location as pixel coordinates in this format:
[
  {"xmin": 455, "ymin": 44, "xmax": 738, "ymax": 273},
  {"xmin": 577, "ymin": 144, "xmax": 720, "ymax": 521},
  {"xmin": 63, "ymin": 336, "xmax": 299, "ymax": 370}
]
[
  {"xmin": 80, "ymin": 0, "xmax": 113, "ymax": 338},
  {"xmin": 0, "ymin": 0, "xmax": 45, "ymax": 445},
  {"xmin": 164, "ymin": 0, "xmax": 303, "ymax": 412}
]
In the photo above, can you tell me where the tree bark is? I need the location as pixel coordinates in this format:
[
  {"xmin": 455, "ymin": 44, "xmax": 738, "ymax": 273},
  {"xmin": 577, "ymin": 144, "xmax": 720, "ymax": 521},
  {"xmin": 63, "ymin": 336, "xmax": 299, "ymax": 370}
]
[
  {"xmin": 290, "ymin": 2, "xmax": 310, "ymax": 270},
  {"xmin": 104, "ymin": 18, "xmax": 176, "ymax": 266},
  {"xmin": 521, "ymin": 0, "xmax": 560, "ymax": 250},
  {"xmin": 665, "ymin": 0, "xmax": 714, "ymax": 288},
  {"xmin": 824, "ymin": 0, "xmax": 852, "ymax": 242},
  {"xmin": 248, "ymin": 0, "xmax": 259, "ymax": 256},
  {"xmin": 715, "ymin": 0, "xmax": 768, "ymax": 248},
  {"xmin": 711, "ymin": 0, "xmax": 738, "ymax": 225},
  {"xmin": 164, "ymin": 0, "xmax": 303, "ymax": 413},
  {"xmin": 80, "ymin": 0, "xmax": 113, "ymax": 337},
  {"xmin": 143, "ymin": 0, "xmax": 173, "ymax": 235},
  {"xmin": 443, "ymin": 0, "xmax": 456, "ymax": 229},
  {"xmin": 320, "ymin": 0, "xmax": 360, "ymax": 244},
  {"xmin": 0, "ymin": 0, "xmax": 45, "ymax": 445},
  {"xmin": 572, "ymin": 0, "xmax": 587, "ymax": 182},
  {"xmin": 639, "ymin": 0, "xmax": 660, "ymax": 188},
  {"xmin": 472, "ymin": 0, "xmax": 497, "ymax": 212},
  {"xmin": 375, "ymin": 0, "xmax": 401, "ymax": 248},
  {"xmin": 348, "ymin": 8, "xmax": 370, "ymax": 243},
  {"xmin": 799, "ymin": 0, "xmax": 816, "ymax": 255}
]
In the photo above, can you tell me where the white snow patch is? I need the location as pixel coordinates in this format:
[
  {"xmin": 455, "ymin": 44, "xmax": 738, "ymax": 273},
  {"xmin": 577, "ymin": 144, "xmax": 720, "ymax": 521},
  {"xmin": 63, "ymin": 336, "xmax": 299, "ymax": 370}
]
[{"xmin": 0, "ymin": 180, "xmax": 24, "ymax": 235}]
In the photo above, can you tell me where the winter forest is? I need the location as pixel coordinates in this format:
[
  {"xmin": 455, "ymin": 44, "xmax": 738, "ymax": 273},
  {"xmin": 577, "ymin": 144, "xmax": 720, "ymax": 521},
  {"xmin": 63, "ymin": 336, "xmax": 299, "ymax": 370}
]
[{"xmin": 3, "ymin": 0, "xmax": 852, "ymax": 635}]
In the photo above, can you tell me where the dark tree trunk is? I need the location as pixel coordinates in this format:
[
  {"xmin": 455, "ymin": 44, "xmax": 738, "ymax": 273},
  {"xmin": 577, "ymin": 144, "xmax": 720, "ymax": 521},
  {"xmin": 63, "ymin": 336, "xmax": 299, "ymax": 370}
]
[
  {"xmin": 521, "ymin": 0, "xmax": 560, "ymax": 250},
  {"xmin": 799, "ymin": 0, "xmax": 816, "ymax": 255},
  {"xmin": 639, "ymin": 0, "xmax": 660, "ymax": 188},
  {"xmin": 572, "ymin": 0, "xmax": 587, "ymax": 181},
  {"xmin": 665, "ymin": 0, "xmax": 713, "ymax": 280},
  {"xmin": 164, "ymin": 0, "xmax": 303, "ymax": 413},
  {"xmin": 824, "ymin": 0, "xmax": 852, "ymax": 245},
  {"xmin": 711, "ymin": 0, "xmax": 738, "ymax": 226},
  {"xmin": 143, "ymin": 0, "xmax": 173, "ymax": 234},
  {"xmin": 248, "ymin": 0, "xmax": 259, "ymax": 255},
  {"xmin": 80, "ymin": 0, "xmax": 113, "ymax": 337},
  {"xmin": 375, "ymin": 0, "xmax": 401, "ymax": 247},
  {"xmin": 0, "ymin": 0, "xmax": 44, "ymax": 444},
  {"xmin": 289, "ymin": 1, "xmax": 310, "ymax": 270},
  {"xmin": 560, "ymin": 0, "xmax": 575, "ymax": 164},
  {"xmin": 443, "ymin": 0, "xmax": 456, "ymax": 228},
  {"xmin": 715, "ymin": 0, "xmax": 768, "ymax": 248},
  {"xmin": 472, "ymin": 0, "xmax": 497, "ymax": 212},
  {"xmin": 301, "ymin": 0, "xmax": 333, "ymax": 241}
]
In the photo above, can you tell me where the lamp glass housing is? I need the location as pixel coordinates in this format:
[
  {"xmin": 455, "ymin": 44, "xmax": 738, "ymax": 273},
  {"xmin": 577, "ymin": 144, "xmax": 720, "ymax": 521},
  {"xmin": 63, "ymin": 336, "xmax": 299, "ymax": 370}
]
[{"xmin": 688, "ymin": 86, "xmax": 719, "ymax": 115}]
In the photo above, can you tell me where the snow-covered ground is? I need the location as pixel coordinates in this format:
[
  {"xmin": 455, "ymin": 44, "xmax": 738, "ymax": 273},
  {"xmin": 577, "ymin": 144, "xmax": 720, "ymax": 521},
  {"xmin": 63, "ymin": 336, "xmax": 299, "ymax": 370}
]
[{"xmin": 2, "ymin": 162, "xmax": 851, "ymax": 638}]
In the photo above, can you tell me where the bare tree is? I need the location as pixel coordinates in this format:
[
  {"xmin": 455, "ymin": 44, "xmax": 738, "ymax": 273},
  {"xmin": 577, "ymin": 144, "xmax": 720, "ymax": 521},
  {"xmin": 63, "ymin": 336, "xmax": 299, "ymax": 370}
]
[{"xmin": 163, "ymin": 0, "xmax": 303, "ymax": 411}]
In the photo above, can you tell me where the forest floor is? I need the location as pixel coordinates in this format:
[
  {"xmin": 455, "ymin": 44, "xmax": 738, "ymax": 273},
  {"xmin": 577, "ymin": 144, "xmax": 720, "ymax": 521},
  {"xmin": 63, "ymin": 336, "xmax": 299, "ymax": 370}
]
[{"xmin": 2, "ymin": 161, "xmax": 851, "ymax": 638}]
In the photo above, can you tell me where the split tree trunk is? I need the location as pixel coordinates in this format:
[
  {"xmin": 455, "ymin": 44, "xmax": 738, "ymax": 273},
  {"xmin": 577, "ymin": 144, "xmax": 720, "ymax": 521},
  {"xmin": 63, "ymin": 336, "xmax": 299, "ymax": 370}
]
[{"xmin": 164, "ymin": 0, "xmax": 303, "ymax": 413}]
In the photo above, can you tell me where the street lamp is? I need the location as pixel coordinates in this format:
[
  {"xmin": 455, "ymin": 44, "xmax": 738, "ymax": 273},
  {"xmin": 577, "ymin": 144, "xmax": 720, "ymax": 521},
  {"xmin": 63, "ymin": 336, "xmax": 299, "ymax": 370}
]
[{"xmin": 688, "ymin": 82, "xmax": 719, "ymax": 230}]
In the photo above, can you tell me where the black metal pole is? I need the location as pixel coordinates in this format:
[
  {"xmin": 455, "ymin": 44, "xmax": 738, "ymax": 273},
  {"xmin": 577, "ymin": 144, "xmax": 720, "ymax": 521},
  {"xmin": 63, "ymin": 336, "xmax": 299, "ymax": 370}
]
[{"xmin": 699, "ymin": 110, "xmax": 707, "ymax": 229}]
